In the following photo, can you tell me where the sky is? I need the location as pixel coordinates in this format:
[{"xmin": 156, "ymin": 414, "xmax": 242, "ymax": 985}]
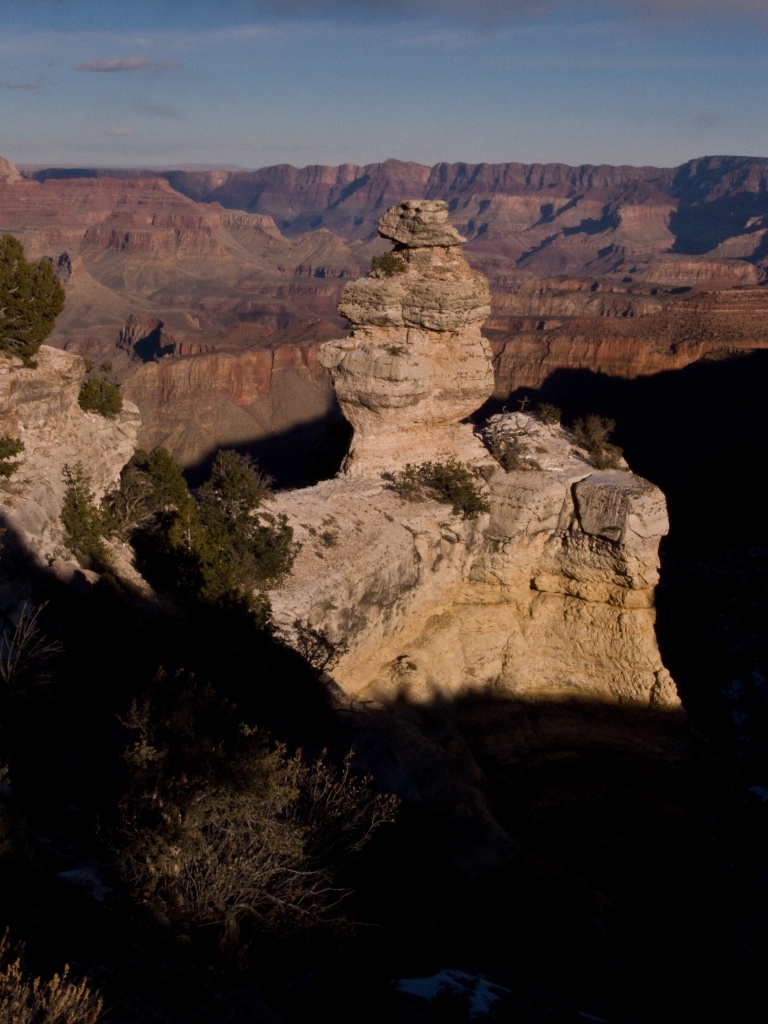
[{"xmin": 0, "ymin": 0, "xmax": 766, "ymax": 171}]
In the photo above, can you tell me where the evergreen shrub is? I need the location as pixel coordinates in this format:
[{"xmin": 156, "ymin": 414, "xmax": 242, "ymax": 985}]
[
  {"xmin": 392, "ymin": 459, "xmax": 490, "ymax": 520},
  {"xmin": 0, "ymin": 236, "xmax": 65, "ymax": 367},
  {"xmin": 78, "ymin": 377, "xmax": 122, "ymax": 419},
  {"xmin": 0, "ymin": 437, "xmax": 23, "ymax": 478}
]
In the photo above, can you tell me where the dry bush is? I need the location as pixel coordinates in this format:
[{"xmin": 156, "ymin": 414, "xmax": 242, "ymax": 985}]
[
  {"xmin": 0, "ymin": 604, "xmax": 61, "ymax": 693},
  {"xmin": 0, "ymin": 931, "xmax": 103, "ymax": 1024},
  {"xmin": 572, "ymin": 414, "xmax": 623, "ymax": 469},
  {"xmin": 117, "ymin": 674, "xmax": 398, "ymax": 958}
]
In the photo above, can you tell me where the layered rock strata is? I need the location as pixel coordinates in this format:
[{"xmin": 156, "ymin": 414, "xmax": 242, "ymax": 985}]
[{"xmin": 320, "ymin": 200, "xmax": 494, "ymax": 474}]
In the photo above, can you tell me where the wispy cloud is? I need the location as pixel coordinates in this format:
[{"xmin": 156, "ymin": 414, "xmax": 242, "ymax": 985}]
[
  {"xmin": 74, "ymin": 56, "xmax": 177, "ymax": 72},
  {"xmin": 214, "ymin": 0, "xmax": 768, "ymax": 24},
  {"xmin": 0, "ymin": 80, "xmax": 41, "ymax": 90},
  {"xmin": 132, "ymin": 101, "xmax": 181, "ymax": 119},
  {"xmin": 692, "ymin": 113, "xmax": 725, "ymax": 128}
]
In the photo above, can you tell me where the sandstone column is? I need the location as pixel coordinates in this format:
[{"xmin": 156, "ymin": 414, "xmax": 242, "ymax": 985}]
[{"xmin": 320, "ymin": 200, "xmax": 494, "ymax": 475}]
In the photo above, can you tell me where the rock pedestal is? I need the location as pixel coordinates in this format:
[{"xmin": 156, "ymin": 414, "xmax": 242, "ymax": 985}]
[{"xmin": 320, "ymin": 200, "xmax": 493, "ymax": 475}]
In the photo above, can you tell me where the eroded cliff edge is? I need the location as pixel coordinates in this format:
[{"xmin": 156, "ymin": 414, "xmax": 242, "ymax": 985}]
[{"xmin": 0, "ymin": 345, "xmax": 139, "ymax": 583}]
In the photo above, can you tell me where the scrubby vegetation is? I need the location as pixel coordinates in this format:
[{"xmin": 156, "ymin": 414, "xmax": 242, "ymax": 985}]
[
  {"xmin": 371, "ymin": 251, "xmax": 406, "ymax": 277},
  {"xmin": 0, "ymin": 437, "xmax": 23, "ymax": 479},
  {"xmin": 3, "ymin": 439, "xmax": 401, "ymax": 1023},
  {"xmin": 391, "ymin": 459, "xmax": 490, "ymax": 519},
  {"xmin": 0, "ymin": 931, "xmax": 103, "ymax": 1024},
  {"xmin": 536, "ymin": 402, "xmax": 562, "ymax": 425},
  {"xmin": 0, "ymin": 604, "xmax": 61, "ymax": 694},
  {"xmin": 572, "ymin": 413, "xmax": 623, "ymax": 469},
  {"xmin": 60, "ymin": 462, "xmax": 112, "ymax": 571},
  {"xmin": 118, "ymin": 673, "xmax": 397, "ymax": 961},
  {"xmin": 120, "ymin": 448, "xmax": 297, "ymax": 614},
  {"xmin": 78, "ymin": 377, "xmax": 123, "ymax": 419},
  {"xmin": 488, "ymin": 419, "xmax": 542, "ymax": 472},
  {"xmin": 70, "ymin": 447, "xmax": 298, "ymax": 615}
]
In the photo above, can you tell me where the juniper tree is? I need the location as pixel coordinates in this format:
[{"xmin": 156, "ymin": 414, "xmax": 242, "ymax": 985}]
[{"xmin": 0, "ymin": 236, "xmax": 65, "ymax": 366}]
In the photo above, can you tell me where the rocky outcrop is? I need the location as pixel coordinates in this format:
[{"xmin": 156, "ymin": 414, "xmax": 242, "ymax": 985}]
[
  {"xmin": 280, "ymin": 205, "xmax": 674, "ymax": 715},
  {"xmin": 264, "ymin": 197, "xmax": 691, "ymax": 879},
  {"xmin": 270, "ymin": 206, "xmax": 680, "ymax": 874},
  {"xmin": 268, "ymin": 409, "xmax": 679, "ymax": 871},
  {"xmin": 320, "ymin": 201, "xmax": 493, "ymax": 473},
  {"xmin": 0, "ymin": 346, "xmax": 139, "ymax": 572},
  {"xmin": 270, "ymin": 411, "xmax": 674, "ymax": 709}
]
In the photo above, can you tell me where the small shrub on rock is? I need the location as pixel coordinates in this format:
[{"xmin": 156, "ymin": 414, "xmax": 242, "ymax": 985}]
[
  {"xmin": 392, "ymin": 459, "xmax": 490, "ymax": 520},
  {"xmin": 0, "ymin": 437, "xmax": 23, "ymax": 478},
  {"xmin": 371, "ymin": 251, "xmax": 406, "ymax": 277},
  {"xmin": 536, "ymin": 402, "xmax": 562, "ymax": 425},
  {"xmin": 78, "ymin": 377, "xmax": 122, "ymax": 419},
  {"xmin": 496, "ymin": 434, "xmax": 541, "ymax": 472},
  {"xmin": 572, "ymin": 414, "xmax": 623, "ymax": 469}
]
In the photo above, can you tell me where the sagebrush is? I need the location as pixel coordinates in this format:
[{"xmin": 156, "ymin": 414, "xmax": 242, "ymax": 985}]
[
  {"xmin": 0, "ymin": 931, "xmax": 102, "ymax": 1024},
  {"xmin": 572, "ymin": 414, "xmax": 623, "ymax": 469},
  {"xmin": 118, "ymin": 673, "xmax": 397, "ymax": 958}
]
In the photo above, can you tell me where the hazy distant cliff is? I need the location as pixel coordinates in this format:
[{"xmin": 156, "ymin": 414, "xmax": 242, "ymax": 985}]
[{"xmin": 29, "ymin": 154, "xmax": 768, "ymax": 261}]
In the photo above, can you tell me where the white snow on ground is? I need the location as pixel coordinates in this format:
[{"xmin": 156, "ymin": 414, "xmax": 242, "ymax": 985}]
[{"xmin": 396, "ymin": 968, "xmax": 508, "ymax": 1018}]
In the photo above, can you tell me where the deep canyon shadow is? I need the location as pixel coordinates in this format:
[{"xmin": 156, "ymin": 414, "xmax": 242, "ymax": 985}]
[
  {"xmin": 184, "ymin": 406, "xmax": 353, "ymax": 490},
  {"xmin": 0, "ymin": 513, "xmax": 737, "ymax": 1024}
]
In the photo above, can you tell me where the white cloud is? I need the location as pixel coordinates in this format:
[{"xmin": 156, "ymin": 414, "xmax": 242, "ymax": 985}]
[{"xmin": 75, "ymin": 56, "xmax": 177, "ymax": 72}]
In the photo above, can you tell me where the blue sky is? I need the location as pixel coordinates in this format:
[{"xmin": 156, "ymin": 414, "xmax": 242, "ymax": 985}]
[{"xmin": 0, "ymin": 1, "xmax": 766, "ymax": 170}]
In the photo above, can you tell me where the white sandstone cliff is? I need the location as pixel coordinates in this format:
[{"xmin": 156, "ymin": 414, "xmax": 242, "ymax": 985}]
[
  {"xmin": 269, "ymin": 411, "xmax": 676, "ymax": 711},
  {"xmin": 274, "ymin": 202, "xmax": 675, "ymax": 713},
  {"xmin": 0, "ymin": 345, "xmax": 140, "ymax": 575}
]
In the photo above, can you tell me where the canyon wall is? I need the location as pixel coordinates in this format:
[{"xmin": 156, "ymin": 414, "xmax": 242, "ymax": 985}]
[{"xmin": 4, "ymin": 153, "xmax": 767, "ymax": 473}]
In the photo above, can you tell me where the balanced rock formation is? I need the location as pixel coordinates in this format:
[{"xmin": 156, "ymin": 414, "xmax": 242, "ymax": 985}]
[
  {"xmin": 320, "ymin": 200, "xmax": 494, "ymax": 474},
  {"xmin": 256, "ymin": 205, "xmax": 705, "ymax": 932}
]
